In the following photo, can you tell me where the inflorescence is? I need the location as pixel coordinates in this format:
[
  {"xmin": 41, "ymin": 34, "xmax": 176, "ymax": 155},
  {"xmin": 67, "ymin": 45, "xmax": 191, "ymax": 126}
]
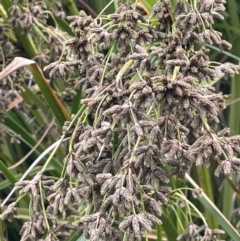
[{"xmin": 1, "ymin": 0, "xmax": 240, "ymax": 240}]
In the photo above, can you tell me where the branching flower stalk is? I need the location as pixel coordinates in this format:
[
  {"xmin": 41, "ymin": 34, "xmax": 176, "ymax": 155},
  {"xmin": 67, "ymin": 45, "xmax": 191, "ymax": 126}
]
[{"xmin": 1, "ymin": 0, "xmax": 240, "ymax": 241}]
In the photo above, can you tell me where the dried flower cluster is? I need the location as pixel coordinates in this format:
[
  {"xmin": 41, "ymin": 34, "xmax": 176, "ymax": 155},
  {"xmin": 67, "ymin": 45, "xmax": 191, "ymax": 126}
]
[{"xmin": 1, "ymin": 0, "xmax": 240, "ymax": 240}]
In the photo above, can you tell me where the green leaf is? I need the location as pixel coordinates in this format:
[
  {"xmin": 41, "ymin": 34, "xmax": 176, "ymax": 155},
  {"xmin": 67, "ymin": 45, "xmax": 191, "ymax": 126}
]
[
  {"xmin": 87, "ymin": 0, "xmax": 115, "ymax": 14},
  {"xmin": 0, "ymin": 57, "xmax": 71, "ymax": 127},
  {"xmin": 139, "ymin": 0, "xmax": 152, "ymax": 14},
  {"xmin": 63, "ymin": 0, "xmax": 79, "ymax": 15},
  {"xmin": 22, "ymin": 85, "xmax": 49, "ymax": 112},
  {"xmin": 21, "ymin": 88, "xmax": 49, "ymax": 126},
  {"xmin": 156, "ymin": 224, "xmax": 162, "ymax": 241},
  {"xmin": 161, "ymin": 212, "xmax": 178, "ymax": 241},
  {"xmin": 5, "ymin": 113, "xmax": 63, "ymax": 174},
  {"xmin": 66, "ymin": 233, "xmax": 85, "ymax": 241},
  {"xmin": 71, "ymin": 89, "xmax": 82, "ymax": 114},
  {"xmin": 186, "ymin": 174, "xmax": 240, "ymax": 241},
  {"xmin": 139, "ymin": 0, "xmax": 158, "ymax": 15},
  {"xmin": 55, "ymin": 17, "xmax": 74, "ymax": 35},
  {"xmin": 196, "ymin": 166, "xmax": 218, "ymax": 228},
  {"xmin": 0, "ymin": 160, "xmax": 17, "ymax": 185}
]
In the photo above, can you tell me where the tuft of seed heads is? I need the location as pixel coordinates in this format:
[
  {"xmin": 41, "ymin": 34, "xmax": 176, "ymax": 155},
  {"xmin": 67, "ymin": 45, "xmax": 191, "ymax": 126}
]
[{"xmin": 1, "ymin": 0, "xmax": 238, "ymax": 240}]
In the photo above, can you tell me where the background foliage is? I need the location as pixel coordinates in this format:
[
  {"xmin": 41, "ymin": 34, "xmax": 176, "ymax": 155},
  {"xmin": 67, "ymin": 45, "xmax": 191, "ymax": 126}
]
[{"xmin": 0, "ymin": 0, "xmax": 240, "ymax": 240}]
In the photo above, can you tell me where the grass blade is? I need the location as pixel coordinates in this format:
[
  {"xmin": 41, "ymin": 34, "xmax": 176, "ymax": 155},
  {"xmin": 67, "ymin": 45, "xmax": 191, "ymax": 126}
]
[
  {"xmin": 195, "ymin": 166, "xmax": 218, "ymax": 228},
  {"xmin": 5, "ymin": 113, "xmax": 63, "ymax": 174},
  {"xmin": 0, "ymin": 57, "xmax": 71, "ymax": 126},
  {"xmin": 186, "ymin": 173, "xmax": 240, "ymax": 240},
  {"xmin": 161, "ymin": 211, "xmax": 178, "ymax": 241},
  {"xmin": 0, "ymin": 160, "xmax": 17, "ymax": 185}
]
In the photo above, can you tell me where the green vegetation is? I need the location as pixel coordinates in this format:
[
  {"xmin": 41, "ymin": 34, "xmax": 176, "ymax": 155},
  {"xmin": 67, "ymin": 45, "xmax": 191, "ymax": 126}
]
[{"xmin": 0, "ymin": 0, "xmax": 240, "ymax": 240}]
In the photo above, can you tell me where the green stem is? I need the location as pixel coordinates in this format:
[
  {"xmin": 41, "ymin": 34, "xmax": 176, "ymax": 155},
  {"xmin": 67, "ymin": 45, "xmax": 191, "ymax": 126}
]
[
  {"xmin": 39, "ymin": 181, "xmax": 50, "ymax": 230},
  {"xmin": 69, "ymin": 105, "xmax": 86, "ymax": 152},
  {"xmin": 63, "ymin": 0, "xmax": 79, "ymax": 15},
  {"xmin": 195, "ymin": 166, "xmax": 218, "ymax": 228},
  {"xmin": 0, "ymin": 160, "xmax": 17, "ymax": 185},
  {"xmin": 0, "ymin": 3, "xmax": 8, "ymax": 19}
]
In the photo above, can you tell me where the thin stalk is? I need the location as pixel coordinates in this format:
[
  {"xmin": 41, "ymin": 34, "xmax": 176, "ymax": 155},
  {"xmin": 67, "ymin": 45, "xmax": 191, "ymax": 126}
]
[
  {"xmin": 8, "ymin": 119, "xmax": 55, "ymax": 170},
  {"xmin": 156, "ymin": 224, "xmax": 162, "ymax": 241},
  {"xmin": 42, "ymin": 105, "xmax": 86, "ymax": 171},
  {"xmin": 0, "ymin": 218, "xmax": 4, "ymax": 241},
  {"xmin": 39, "ymin": 181, "xmax": 50, "ymax": 230}
]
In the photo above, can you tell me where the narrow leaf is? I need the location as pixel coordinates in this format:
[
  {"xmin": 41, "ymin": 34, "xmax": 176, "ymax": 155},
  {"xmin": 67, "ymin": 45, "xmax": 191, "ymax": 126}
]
[
  {"xmin": 0, "ymin": 160, "xmax": 17, "ymax": 185},
  {"xmin": 186, "ymin": 173, "xmax": 240, "ymax": 240},
  {"xmin": 161, "ymin": 212, "xmax": 178, "ymax": 241},
  {"xmin": 5, "ymin": 113, "xmax": 63, "ymax": 174},
  {"xmin": 0, "ymin": 57, "xmax": 71, "ymax": 126}
]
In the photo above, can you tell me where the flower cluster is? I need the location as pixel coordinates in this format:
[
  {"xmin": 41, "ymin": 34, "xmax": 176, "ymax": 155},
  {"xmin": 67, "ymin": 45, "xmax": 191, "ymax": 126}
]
[{"xmin": 1, "ymin": 0, "xmax": 239, "ymax": 240}]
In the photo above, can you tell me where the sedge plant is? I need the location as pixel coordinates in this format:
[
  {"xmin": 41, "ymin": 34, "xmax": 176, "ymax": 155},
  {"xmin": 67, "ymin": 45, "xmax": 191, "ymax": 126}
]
[{"xmin": 0, "ymin": 0, "xmax": 240, "ymax": 241}]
